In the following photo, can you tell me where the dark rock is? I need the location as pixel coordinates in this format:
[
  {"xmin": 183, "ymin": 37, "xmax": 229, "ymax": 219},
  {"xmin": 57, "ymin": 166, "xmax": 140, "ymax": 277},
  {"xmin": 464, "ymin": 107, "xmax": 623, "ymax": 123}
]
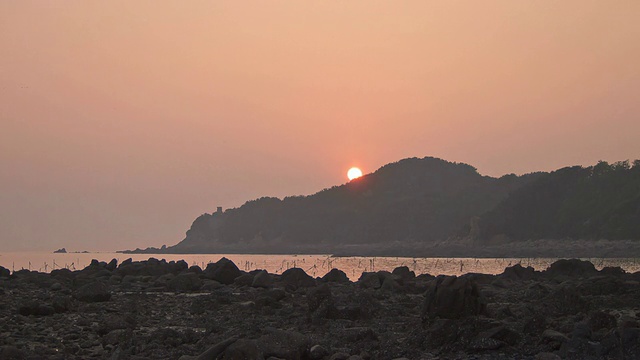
[
  {"xmin": 588, "ymin": 311, "xmax": 617, "ymax": 331},
  {"xmin": 421, "ymin": 275, "xmax": 486, "ymax": 321},
  {"xmin": 523, "ymin": 315, "xmax": 547, "ymax": 336},
  {"xmin": 251, "ymin": 270, "xmax": 273, "ymax": 288},
  {"xmin": 329, "ymin": 353, "xmax": 350, "ymax": 360},
  {"xmin": 502, "ymin": 264, "xmax": 537, "ymax": 280},
  {"xmin": 392, "ymin": 266, "xmax": 415, "ymax": 280},
  {"xmin": 222, "ymin": 339, "xmax": 263, "ymax": 360},
  {"xmin": 309, "ymin": 345, "xmax": 328, "ymax": 360},
  {"xmin": 357, "ymin": 272, "xmax": 381, "ymax": 289},
  {"xmin": 75, "ymin": 281, "xmax": 111, "ymax": 302},
  {"xmin": 168, "ymin": 273, "xmax": 203, "ymax": 292},
  {"xmin": 545, "ymin": 259, "xmax": 598, "ymax": 278},
  {"xmin": 105, "ymin": 259, "xmax": 118, "ymax": 271},
  {"xmin": 380, "ymin": 276, "xmax": 401, "ymax": 292},
  {"xmin": 0, "ymin": 266, "xmax": 10, "ymax": 278},
  {"xmin": 307, "ymin": 283, "xmax": 333, "ymax": 312},
  {"xmin": 0, "ymin": 346, "xmax": 26, "ymax": 360},
  {"xmin": 322, "ymin": 268, "xmax": 349, "ymax": 283},
  {"xmin": 187, "ymin": 265, "xmax": 203, "ymax": 274},
  {"xmin": 600, "ymin": 266, "xmax": 625, "ymax": 275},
  {"xmin": 280, "ymin": 268, "xmax": 316, "ymax": 289},
  {"xmin": 476, "ymin": 325, "xmax": 521, "ymax": 346},
  {"xmin": 203, "ymin": 258, "xmax": 242, "ymax": 285},
  {"xmin": 541, "ymin": 329, "xmax": 569, "ymax": 349},
  {"xmin": 258, "ymin": 329, "xmax": 308, "ymax": 360},
  {"xmin": 18, "ymin": 301, "xmax": 55, "ymax": 316},
  {"xmin": 233, "ymin": 273, "xmax": 255, "ymax": 287},
  {"xmin": 51, "ymin": 295, "xmax": 73, "ymax": 313}
]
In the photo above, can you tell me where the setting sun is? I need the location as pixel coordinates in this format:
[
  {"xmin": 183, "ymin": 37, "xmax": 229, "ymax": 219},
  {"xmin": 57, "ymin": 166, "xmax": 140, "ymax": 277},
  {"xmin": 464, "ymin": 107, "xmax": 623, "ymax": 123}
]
[{"xmin": 347, "ymin": 167, "xmax": 363, "ymax": 181}]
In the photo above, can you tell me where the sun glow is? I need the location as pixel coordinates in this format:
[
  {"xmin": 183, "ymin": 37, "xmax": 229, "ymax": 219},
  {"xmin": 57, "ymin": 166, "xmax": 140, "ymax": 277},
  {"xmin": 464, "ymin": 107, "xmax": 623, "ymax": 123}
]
[{"xmin": 347, "ymin": 167, "xmax": 363, "ymax": 181}]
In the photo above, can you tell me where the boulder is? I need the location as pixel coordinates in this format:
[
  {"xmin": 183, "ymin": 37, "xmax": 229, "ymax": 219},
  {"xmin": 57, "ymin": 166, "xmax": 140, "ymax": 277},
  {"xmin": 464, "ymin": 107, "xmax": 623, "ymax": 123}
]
[
  {"xmin": 391, "ymin": 266, "xmax": 415, "ymax": 281},
  {"xmin": 545, "ymin": 259, "xmax": 598, "ymax": 278},
  {"xmin": 222, "ymin": 339, "xmax": 262, "ymax": 360},
  {"xmin": 307, "ymin": 283, "xmax": 333, "ymax": 312},
  {"xmin": 588, "ymin": 311, "xmax": 617, "ymax": 331},
  {"xmin": 204, "ymin": 258, "xmax": 242, "ymax": 285},
  {"xmin": 74, "ymin": 281, "xmax": 111, "ymax": 302},
  {"xmin": 167, "ymin": 273, "xmax": 202, "ymax": 292},
  {"xmin": 421, "ymin": 275, "xmax": 486, "ymax": 321},
  {"xmin": 322, "ymin": 268, "xmax": 349, "ymax": 283},
  {"xmin": 258, "ymin": 329, "xmax": 308, "ymax": 360},
  {"xmin": 0, "ymin": 266, "xmax": 10, "ymax": 278},
  {"xmin": 280, "ymin": 268, "xmax": 316, "ymax": 289},
  {"xmin": 251, "ymin": 270, "xmax": 273, "ymax": 288},
  {"xmin": 502, "ymin": 264, "xmax": 537, "ymax": 280},
  {"xmin": 357, "ymin": 272, "xmax": 381, "ymax": 289},
  {"xmin": 18, "ymin": 301, "xmax": 55, "ymax": 316}
]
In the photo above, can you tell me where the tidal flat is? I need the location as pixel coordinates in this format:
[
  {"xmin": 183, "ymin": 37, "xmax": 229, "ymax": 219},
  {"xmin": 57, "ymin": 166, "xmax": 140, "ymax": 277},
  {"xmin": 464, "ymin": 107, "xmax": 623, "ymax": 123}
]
[{"xmin": 0, "ymin": 258, "xmax": 639, "ymax": 359}]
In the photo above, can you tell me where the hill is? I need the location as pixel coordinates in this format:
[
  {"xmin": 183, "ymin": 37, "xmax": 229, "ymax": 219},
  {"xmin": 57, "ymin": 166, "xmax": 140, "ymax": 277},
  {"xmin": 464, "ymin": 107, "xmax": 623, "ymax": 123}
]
[
  {"xmin": 474, "ymin": 160, "xmax": 640, "ymax": 244},
  {"xmin": 123, "ymin": 157, "xmax": 640, "ymax": 256}
]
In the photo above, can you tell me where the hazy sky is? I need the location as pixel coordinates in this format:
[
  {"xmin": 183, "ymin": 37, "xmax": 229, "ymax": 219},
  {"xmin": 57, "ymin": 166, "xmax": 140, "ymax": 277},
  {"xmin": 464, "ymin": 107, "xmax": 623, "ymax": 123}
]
[{"xmin": 1, "ymin": 1, "xmax": 639, "ymax": 251}]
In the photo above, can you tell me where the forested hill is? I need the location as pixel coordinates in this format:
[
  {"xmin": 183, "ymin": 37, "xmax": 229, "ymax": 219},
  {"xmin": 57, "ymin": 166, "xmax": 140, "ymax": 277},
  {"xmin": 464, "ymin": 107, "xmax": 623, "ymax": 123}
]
[
  {"xmin": 474, "ymin": 160, "xmax": 640, "ymax": 244},
  {"xmin": 159, "ymin": 157, "xmax": 536, "ymax": 254},
  {"xmin": 123, "ymin": 157, "xmax": 640, "ymax": 255}
]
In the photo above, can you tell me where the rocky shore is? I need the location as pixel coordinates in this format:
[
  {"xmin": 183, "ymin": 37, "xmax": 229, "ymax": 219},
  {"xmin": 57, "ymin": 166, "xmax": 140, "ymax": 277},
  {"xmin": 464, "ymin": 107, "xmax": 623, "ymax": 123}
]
[{"xmin": 0, "ymin": 258, "xmax": 639, "ymax": 359}]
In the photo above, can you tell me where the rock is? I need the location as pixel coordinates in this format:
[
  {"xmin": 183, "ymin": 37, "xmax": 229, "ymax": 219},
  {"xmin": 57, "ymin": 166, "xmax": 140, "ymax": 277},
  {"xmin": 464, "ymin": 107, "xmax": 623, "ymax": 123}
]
[
  {"xmin": 196, "ymin": 336, "xmax": 239, "ymax": 360},
  {"xmin": 0, "ymin": 345, "xmax": 26, "ymax": 360},
  {"xmin": 380, "ymin": 276, "xmax": 401, "ymax": 292},
  {"xmin": 476, "ymin": 325, "xmax": 521, "ymax": 346},
  {"xmin": 342, "ymin": 327, "xmax": 377, "ymax": 342},
  {"xmin": 391, "ymin": 266, "xmax": 415, "ymax": 281},
  {"xmin": 309, "ymin": 345, "xmax": 328, "ymax": 360},
  {"xmin": 357, "ymin": 272, "xmax": 381, "ymax": 289},
  {"xmin": 307, "ymin": 283, "xmax": 333, "ymax": 312},
  {"xmin": 51, "ymin": 295, "xmax": 73, "ymax": 313},
  {"xmin": 502, "ymin": 264, "xmax": 537, "ymax": 280},
  {"xmin": 222, "ymin": 339, "xmax": 263, "ymax": 360},
  {"xmin": 105, "ymin": 259, "xmax": 118, "ymax": 271},
  {"xmin": 18, "ymin": 301, "xmax": 55, "ymax": 316},
  {"xmin": 329, "ymin": 352, "xmax": 350, "ymax": 360},
  {"xmin": 535, "ymin": 353, "xmax": 561, "ymax": 360},
  {"xmin": 75, "ymin": 281, "xmax": 111, "ymax": 302},
  {"xmin": 322, "ymin": 268, "xmax": 349, "ymax": 283},
  {"xmin": 258, "ymin": 329, "xmax": 308, "ymax": 360},
  {"xmin": 0, "ymin": 266, "xmax": 10, "ymax": 278},
  {"xmin": 50, "ymin": 282, "xmax": 63, "ymax": 291},
  {"xmin": 588, "ymin": 311, "xmax": 617, "ymax": 331},
  {"xmin": 203, "ymin": 258, "xmax": 242, "ymax": 285},
  {"xmin": 600, "ymin": 266, "xmax": 625, "ymax": 275},
  {"xmin": 541, "ymin": 329, "xmax": 569, "ymax": 348},
  {"xmin": 545, "ymin": 259, "xmax": 598, "ymax": 278},
  {"xmin": 280, "ymin": 268, "xmax": 316, "ymax": 289},
  {"xmin": 233, "ymin": 273, "xmax": 255, "ymax": 287},
  {"xmin": 251, "ymin": 270, "xmax": 273, "ymax": 288},
  {"xmin": 421, "ymin": 275, "xmax": 486, "ymax": 321},
  {"xmin": 167, "ymin": 273, "xmax": 203, "ymax": 292}
]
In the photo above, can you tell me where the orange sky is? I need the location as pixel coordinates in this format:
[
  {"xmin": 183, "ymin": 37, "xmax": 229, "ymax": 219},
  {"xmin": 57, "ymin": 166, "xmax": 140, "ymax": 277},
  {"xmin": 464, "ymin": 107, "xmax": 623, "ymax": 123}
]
[{"xmin": 1, "ymin": 1, "xmax": 639, "ymax": 251}]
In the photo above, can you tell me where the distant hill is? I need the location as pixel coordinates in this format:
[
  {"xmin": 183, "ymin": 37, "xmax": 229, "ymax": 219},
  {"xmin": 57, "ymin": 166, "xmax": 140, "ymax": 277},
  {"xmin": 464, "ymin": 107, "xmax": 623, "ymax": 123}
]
[
  {"xmin": 474, "ymin": 160, "xmax": 640, "ymax": 244},
  {"xmin": 122, "ymin": 157, "xmax": 640, "ymax": 256}
]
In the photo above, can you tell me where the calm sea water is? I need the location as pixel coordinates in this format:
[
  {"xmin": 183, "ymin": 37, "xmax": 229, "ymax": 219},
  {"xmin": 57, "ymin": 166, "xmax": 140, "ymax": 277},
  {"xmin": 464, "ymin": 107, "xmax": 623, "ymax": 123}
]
[{"xmin": 1, "ymin": 252, "xmax": 639, "ymax": 280}]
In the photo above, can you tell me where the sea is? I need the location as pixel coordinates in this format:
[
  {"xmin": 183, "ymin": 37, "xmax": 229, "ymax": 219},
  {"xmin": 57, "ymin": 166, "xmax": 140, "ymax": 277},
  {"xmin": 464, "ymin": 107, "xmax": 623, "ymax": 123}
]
[{"xmin": 2, "ymin": 252, "xmax": 640, "ymax": 280}]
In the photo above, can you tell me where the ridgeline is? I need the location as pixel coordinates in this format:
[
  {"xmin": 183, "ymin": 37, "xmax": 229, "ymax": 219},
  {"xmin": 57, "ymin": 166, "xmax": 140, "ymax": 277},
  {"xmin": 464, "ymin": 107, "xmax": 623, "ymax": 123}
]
[{"xmin": 123, "ymin": 157, "xmax": 640, "ymax": 256}]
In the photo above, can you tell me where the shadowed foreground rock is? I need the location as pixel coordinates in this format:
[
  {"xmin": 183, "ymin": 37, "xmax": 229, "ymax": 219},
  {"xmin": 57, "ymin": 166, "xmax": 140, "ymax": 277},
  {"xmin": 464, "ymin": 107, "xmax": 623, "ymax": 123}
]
[
  {"xmin": 421, "ymin": 275, "xmax": 486, "ymax": 321},
  {"xmin": 0, "ymin": 258, "xmax": 639, "ymax": 359}
]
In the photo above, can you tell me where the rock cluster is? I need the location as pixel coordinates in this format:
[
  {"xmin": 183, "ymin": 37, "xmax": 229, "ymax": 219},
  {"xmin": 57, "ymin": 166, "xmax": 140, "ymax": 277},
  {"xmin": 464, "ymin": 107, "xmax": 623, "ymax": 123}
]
[{"xmin": 0, "ymin": 258, "xmax": 639, "ymax": 359}]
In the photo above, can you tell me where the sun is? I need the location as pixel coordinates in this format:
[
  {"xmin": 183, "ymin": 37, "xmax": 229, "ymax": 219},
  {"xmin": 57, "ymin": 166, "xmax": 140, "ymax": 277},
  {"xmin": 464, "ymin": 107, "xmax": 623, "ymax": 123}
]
[{"xmin": 347, "ymin": 167, "xmax": 363, "ymax": 181}]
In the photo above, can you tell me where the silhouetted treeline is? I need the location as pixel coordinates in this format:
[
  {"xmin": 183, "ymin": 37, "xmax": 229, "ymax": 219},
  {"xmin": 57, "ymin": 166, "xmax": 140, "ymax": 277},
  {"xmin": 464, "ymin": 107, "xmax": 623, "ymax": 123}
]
[
  {"xmin": 475, "ymin": 160, "xmax": 640, "ymax": 243},
  {"xmin": 164, "ymin": 157, "xmax": 537, "ymax": 253},
  {"xmin": 132, "ymin": 157, "xmax": 640, "ymax": 255}
]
